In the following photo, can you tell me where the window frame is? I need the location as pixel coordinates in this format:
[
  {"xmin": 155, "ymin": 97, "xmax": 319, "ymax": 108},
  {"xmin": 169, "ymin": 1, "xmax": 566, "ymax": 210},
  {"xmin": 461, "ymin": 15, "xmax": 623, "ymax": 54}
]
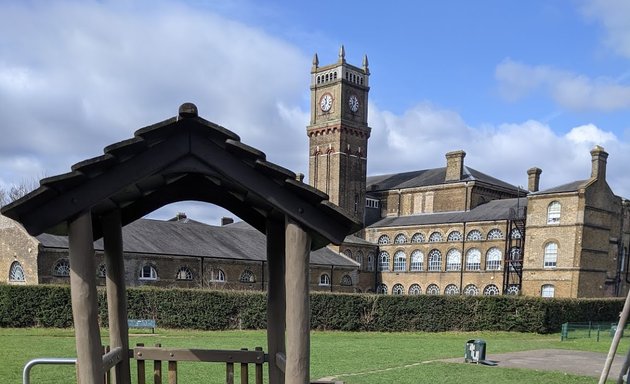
[
  {"xmin": 9, "ymin": 261, "xmax": 25, "ymax": 282},
  {"xmin": 408, "ymin": 284, "xmax": 422, "ymax": 295},
  {"xmin": 378, "ymin": 251, "xmax": 390, "ymax": 272},
  {"xmin": 465, "ymin": 248, "xmax": 481, "ymax": 271},
  {"xmin": 446, "ymin": 249, "xmax": 462, "ymax": 271},
  {"xmin": 53, "ymin": 259, "xmax": 71, "ymax": 277},
  {"xmin": 393, "ymin": 250, "xmax": 407, "ymax": 272},
  {"xmin": 139, "ymin": 265, "xmax": 158, "ymax": 281},
  {"xmin": 547, "ymin": 201, "xmax": 561, "ymax": 224},
  {"xmin": 541, "ymin": 284, "xmax": 555, "ymax": 298},
  {"xmin": 410, "ymin": 250, "xmax": 424, "ymax": 271},
  {"xmin": 543, "ymin": 242, "xmax": 558, "ymax": 268},
  {"xmin": 319, "ymin": 273, "xmax": 331, "ymax": 286},
  {"xmin": 485, "ymin": 248, "xmax": 502, "ymax": 271},
  {"xmin": 392, "ymin": 283, "xmax": 405, "ymax": 295}
]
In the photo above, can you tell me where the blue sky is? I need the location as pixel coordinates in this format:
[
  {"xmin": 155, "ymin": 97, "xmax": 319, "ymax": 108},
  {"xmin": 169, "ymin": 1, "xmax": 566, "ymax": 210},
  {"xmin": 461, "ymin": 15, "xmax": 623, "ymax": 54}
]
[{"xmin": 1, "ymin": 0, "xmax": 629, "ymax": 224}]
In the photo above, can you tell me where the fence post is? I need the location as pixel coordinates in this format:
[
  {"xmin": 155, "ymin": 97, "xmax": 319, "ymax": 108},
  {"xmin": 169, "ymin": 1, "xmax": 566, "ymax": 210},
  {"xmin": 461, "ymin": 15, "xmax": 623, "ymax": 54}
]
[{"xmin": 561, "ymin": 323, "xmax": 568, "ymax": 341}]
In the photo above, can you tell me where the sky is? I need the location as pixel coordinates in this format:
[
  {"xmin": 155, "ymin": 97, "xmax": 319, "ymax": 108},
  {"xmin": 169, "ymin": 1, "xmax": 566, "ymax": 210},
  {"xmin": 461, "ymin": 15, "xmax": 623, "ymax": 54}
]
[{"xmin": 1, "ymin": 0, "xmax": 630, "ymax": 225}]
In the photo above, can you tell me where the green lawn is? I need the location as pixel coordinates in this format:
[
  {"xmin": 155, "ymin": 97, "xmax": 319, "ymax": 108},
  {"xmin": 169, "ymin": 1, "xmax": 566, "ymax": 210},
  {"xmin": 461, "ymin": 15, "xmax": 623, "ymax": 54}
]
[{"xmin": 2, "ymin": 328, "xmax": 628, "ymax": 383}]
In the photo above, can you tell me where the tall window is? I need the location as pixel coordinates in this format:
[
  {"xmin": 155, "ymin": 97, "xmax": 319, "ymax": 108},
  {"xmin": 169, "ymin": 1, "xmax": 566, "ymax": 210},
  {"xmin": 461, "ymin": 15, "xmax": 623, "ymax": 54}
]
[
  {"xmin": 547, "ymin": 201, "xmax": 561, "ymax": 224},
  {"xmin": 410, "ymin": 250, "xmax": 424, "ymax": 271},
  {"xmin": 53, "ymin": 259, "xmax": 70, "ymax": 277},
  {"xmin": 377, "ymin": 235, "xmax": 390, "ymax": 245},
  {"xmin": 408, "ymin": 284, "xmax": 422, "ymax": 295},
  {"xmin": 393, "ymin": 251, "xmax": 407, "ymax": 272},
  {"xmin": 139, "ymin": 265, "xmax": 158, "ymax": 280},
  {"xmin": 9, "ymin": 261, "xmax": 25, "ymax": 282},
  {"xmin": 428, "ymin": 249, "xmax": 442, "ymax": 271},
  {"xmin": 486, "ymin": 229, "xmax": 503, "ymax": 240},
  {"xmin": 319, "ymin": 273, "xmax": 331, "ymax": 286},
  {"xmin": 429, "ymin": 232, "xmax": 443, "ymax": 242},
  {"xmin": 466, "ymin": 230, "xmax": 482, "ymax": 241},
  {"xmin": 378, "ymin": 251, "xmax": 390, "ymax": 271},
  {"xmin": 394, "ymin": 234, "xmax": 407, "ymax": 244},
  {"xmin": 343, "ymin": 249, "xmax": 352, "ymax": 259},
  {"xmin": 486, "ymin": 248, "xmax": 502, "ymax": 271},
  {"xmin": 392, "ymin": 284, "xmax": 405, "ymax": 295},
  {"xmin": 97, "ymin": 264, "xmax": 107, "ymax": 278},
  {"xmin": 176, "ymin": 266, "xmax": 193, "ymax": 281},
  {"xmin": 465, "ymin": 248, "xmax": 481, "ymax": 271},
  {"xmin": 356, "ymin": 251, "xmax": 364, "ymax": 270},
  {"xmin": 411, "ymin": 233, "xmax": 425, "ymax": 243},
  {"xmin": 544, "ymin": 242, "xmax": 558, "ymax": 268},
  {"xmin": 367, "ymin": 252, "xmax": 374, "ymax": 272},
  {"xmin": 541, "ymin": 284, "xmax": 555, "ymax": 298},
  {"xmin": 446, "ymin": 249, "xmax": 462, "ymax": 271},
  {"xmin": 447, "ymin": 231, "xmax": 462, "ymax": 242}
]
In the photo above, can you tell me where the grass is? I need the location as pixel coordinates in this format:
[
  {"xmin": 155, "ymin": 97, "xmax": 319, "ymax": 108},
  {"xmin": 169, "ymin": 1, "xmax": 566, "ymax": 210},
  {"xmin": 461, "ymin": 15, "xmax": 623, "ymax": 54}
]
[{"xmin": 2, "ymin": 328, "xmax": 629, "ymax": 383}]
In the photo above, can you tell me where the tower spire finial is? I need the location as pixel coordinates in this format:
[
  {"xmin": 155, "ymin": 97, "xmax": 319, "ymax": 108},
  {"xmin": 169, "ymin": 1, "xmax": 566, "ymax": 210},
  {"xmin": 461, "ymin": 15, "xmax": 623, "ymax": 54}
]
[
  {"xmin": 338, "ymin": 45, "xmax": 346, "ymax": 63},
  {"xmin": 312, "ymin": 53, "xmax": 319, "ymax": 71},
  {"xmin": 362, "ymin": 54, "xmax": 369, "ymax": 74}
]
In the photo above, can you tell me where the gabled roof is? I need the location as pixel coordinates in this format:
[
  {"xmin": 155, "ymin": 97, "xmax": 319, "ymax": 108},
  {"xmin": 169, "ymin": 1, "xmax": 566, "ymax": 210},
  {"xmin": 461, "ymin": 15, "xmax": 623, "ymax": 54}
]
[
  {"xmin": 366, "ymin": 165, "xmax": 520, "ymax": 192},
  {"xmin": 532, "ymin": 180, "xmax": 588, "ymax": 195},
  {"xmin": 36, "ymin": 218, "xmax": 358, "ymax": 267},
  {"xmin": 368, "ymin": 197, "xmax": 527, "ymax": 228},
  {"xmin": 1, "ymin": 103, "xmax": 360, "ymax": 249}
]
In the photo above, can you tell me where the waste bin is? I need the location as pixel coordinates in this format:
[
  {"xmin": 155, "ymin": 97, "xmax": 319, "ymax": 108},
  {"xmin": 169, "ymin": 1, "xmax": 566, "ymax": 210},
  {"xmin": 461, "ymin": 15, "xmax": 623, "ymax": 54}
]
[
  {"xmin": 611, "ymin": 324, "xmax": 624, "ymax": 338},
  {"xmin": 464, "ymin": 339, "xmax": 486, "ymax": 363}
]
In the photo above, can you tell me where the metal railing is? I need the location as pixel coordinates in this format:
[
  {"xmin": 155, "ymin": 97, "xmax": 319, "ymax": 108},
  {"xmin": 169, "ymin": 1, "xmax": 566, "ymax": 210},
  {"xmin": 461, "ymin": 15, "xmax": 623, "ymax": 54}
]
[{"xmin": 23, "ymin": 357, "xmax": 77, "ymax": 384}]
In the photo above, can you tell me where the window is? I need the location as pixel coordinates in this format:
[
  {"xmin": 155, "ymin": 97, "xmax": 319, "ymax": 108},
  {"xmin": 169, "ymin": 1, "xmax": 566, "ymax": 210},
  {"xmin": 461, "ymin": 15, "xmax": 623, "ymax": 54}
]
[
  {"xmin": 444, "ymin": 284, "xmax": 459, "ymax": 295},
  {"xmin": 392, "ymin": 284, "xmax": 405, "ymax": 295},
  {"xmin": 96, "ymin": 263, "xmax": 107, "ymax": 278},
  {"xmin": 139, "ymin": 265, "xmax": 158, "ymax": 280},
  {"xmin": 343, "ymin": 249, "xmax": 352, "ymax": 259},
  {"xmin": 366, "ymin": 198, "xmax": 380, "ymax": 208},
  {"xmin": 510, "ymin": 228, "xmax": 522, "ymax": 239},
  {"xmin": 426, "ymin": 284, "xmax": 440, "ymax": 295},
  {"xmin": 486, "ymin": 248, "xmax": 502, "ymax": 271},
  {"xmin": 541, "ymin": 284, "xmax": 555, "ymax": 298},
  {"xmin": 446, "ymin": 249, "xmax": 462, "ymax": 271},
  {"xmin": 466, "ymin": 230, "xmax": 482, "ymax": 241},
  {"xmin": 411, "ymin": 233, "xmax": 425, "ymax": 243},
  {"xmin": 394, "ymin": 233, "xmax": 407, "ymax": 244},
  {"xmin": 465, "ymin": 248, "xmax": 481, "ymax": 271},
  {"xmin": 319, "ymin": 274, "xmax": 331, "ymax": 286},
  {"xmin": 429, "ymin": 232, "xmax": 443, "ymax": 242},
  {"xmin": 340, "ymin": 275, "xmax": 353, "ymax": 286},
  {"xmin": 463, "ymin": 284, "xmax": 479, "ymax": 296},
  {"xmin": 378, "ymin": 251, "xmax": 390, "ymax": 271},
  {"xmin": 239, "ymin": 270, "xmax": 256, "ymax": 283},
  {"xmin": 210, "ymin": 269, "xmax": 226, "ymax": 282},
  {"xmin": 506, "ymin": 285, "xmax": 520, "ymax": 295},
  {"xmin": 428, "ymin": 249, "xmax": 442, "ymax": 271},
  {"xmin": 544, "ymin": 242, "xmax": 558, "ymax": 268},
  {"xmin": 408, "ymin": 284, "xmax": 422, "ymax": 295},
  {"xmin": 53, "ymin": 259, "xmax": 71, "ymax": 277},
  {"xmin": 447, "ymin": 231, "xmax": 462, "ymax": 242},
  {"xmin": 9, "ymin": 261, "xmax": 25, "ymax": 282},
  {"xmin": 367, "ymin": 253, "xmax": 374, "ymax": 272},
  {"xmin": 483, "ymin": 284, "xmax": 500, "ymax": 296},
  {"xmin": 410, "ymin": 250, "xmax": 424, "ymax": 271},
  {"xmin": 487, "ymin": 229, "xmax": 503, "ymax": 240},
  {"xmin": 377, "ymin": 235, "xmax": 390, "ymax": 245},
  {"xmin": 547, "ymin": 201, "xmax": 561, "ymax": 224},
  {"xmin": 355, "ymin": 251, "xmax": 364, "ymax": 270},
  {"xmin": 393, "ymin": 251, "xmax": 407, "ymax": 272},
  {"xmin": 377, "ymin": 284, "xmax": 388, "ymax": 294}
]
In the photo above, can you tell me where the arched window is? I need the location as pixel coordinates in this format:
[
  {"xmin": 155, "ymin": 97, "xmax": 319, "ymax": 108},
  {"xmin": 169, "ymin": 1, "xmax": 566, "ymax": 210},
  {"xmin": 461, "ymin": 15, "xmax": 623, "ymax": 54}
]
[
  {"xmin": 463, "ymin": 284, "xmax": 479, "ymax": 296},
  {"xmin": 410, "ymin": 250, "xmax": 424, "ymax": 271},
  {"xmin": 544, "ymin": 242, "xmax": 558, "ymax": 268},
  {"xmin": 487, "ymin": 229, "xmax": 503, "ymax": 240},
  {"xmin": 444, "ymin": 284, "xmax": 459, "ymax": 295},
  {"xmin": 411, "ymin": 233, "xmax": 425, "ymax": 243},
  {"xmin": 367, "ymin": 252, "xmax": 374, "ymax": 272},
  {"xmin": 393, "ymin": 251, "xmax": 407, "ymax": 272},
  {"xmin": 447, "ymin": 231, "xmax": 462, "ymax": 242},
  {"xmin": 176, "ymin": 266, "xmax": 193, "ymax": 281},
  {"xmin": 466, "ymin": 230, "xmax": 482, "ymax": 241},
  {"xmin": 429, "ymin": 232, "xmax": 443, "ymax": 242},
  {"xmin": 428, "ymin": 249, "xmax": 442, "ymax": 271},
  {"xmin": 340, "ymin": 275, "xmax": 352, "ymax": 286},
  {"xmin": 139, "ymin": 265, "xmax": 158, "ymax": 280},
  {"xmin": 510, "ymin": 228, "xmax": 522, "ymax": 239},
  {"xmin": 377, "ymin": 235, "xmax": 390, "ymax": 245},
  {"xmin": 9, "ymin": 261, "xmax": 25, "ymax": 282},
  {"xmin": 239, "ymin": 270, "xmax": 256, "ymax": 283},
  {"xmin": 547, "ymin": 201, "xmax": 561, "ymax": 224},
  {"xmin": 355, "ymin": 251, "xmax": 364, "ymax": 269},
  {"xmin": 465, "ymin": 248, "xmax": 481, "ymax": 271},
  {"xmin": 408, "ymin": 284, "xmax": 421, "ymax": 295},
  {"xmin": 392, "ymin": 284, "xmax": 405, "ymax": 295},
  {"xmin": 377, "ymin": 283, "xmax": 388, "ymax": 294},
  {"xmin": 394, "ymin": 233, "xmax": 407, "ymax": 244},
  {"xmin": 541, "ymin": 284, "xmax": 555, "ymax": 298},
  {"xmin": 53, "ymin": 259, "xmax": 71, "ymax": 277},
  {"xmin": 426, "ymin": 284, "xmax": 440, "ymax": 295},
  {"xmin": 483, "ymin": 284, "xmax": 500, "ymax": 296},
  {"xmin": 319, "ymin": 273, "xmax": 331, "ymax": 286},
  {"xmin": 446, "ymin": 249, "xmax": 462, "ymax": 271},
  {"xmin": 378, "ymin": 251, "xmax": 390, "ymax": 272},
  {"xmin": 506, "ymin": 285, "xmax": 520, "ymax": 295},
  {"xmin": 96, "ymin": 263, "xmax": 107, "ymax": 278},
  {"xmin": 486, "ymin": 248, "xmax": 502, "ymax": 270},
  {"xmin": 343, "ymin": 249, "xmax": 352, "ymax": 259},
  {"xmin": 210, "ymin": 269, "xmax": 226, "ymax": 282}
]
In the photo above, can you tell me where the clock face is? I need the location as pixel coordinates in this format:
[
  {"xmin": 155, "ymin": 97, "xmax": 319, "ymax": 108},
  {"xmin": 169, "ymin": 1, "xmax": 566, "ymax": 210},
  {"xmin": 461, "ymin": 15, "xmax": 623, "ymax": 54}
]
[
  {"xmin": 349, "ymin": 94, "xmax": 359, "ymax": 112},
  {"xmin": 320, "ymin": 93, "xmax": 333, "ymax": 112}
]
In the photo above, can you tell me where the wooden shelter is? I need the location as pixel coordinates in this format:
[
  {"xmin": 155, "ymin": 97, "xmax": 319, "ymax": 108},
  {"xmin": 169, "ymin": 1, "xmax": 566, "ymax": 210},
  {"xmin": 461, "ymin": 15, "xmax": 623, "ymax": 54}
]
[{"xmin": 1, "ymin": 103, "xmax": 360, "ymax": 384}]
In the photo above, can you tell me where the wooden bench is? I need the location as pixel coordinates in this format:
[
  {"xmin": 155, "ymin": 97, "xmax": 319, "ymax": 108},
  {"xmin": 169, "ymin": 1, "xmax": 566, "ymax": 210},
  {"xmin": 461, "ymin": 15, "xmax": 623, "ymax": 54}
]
[{"xmin": 128, "ymin": 319, "xmax": 156, "ymax": 333}]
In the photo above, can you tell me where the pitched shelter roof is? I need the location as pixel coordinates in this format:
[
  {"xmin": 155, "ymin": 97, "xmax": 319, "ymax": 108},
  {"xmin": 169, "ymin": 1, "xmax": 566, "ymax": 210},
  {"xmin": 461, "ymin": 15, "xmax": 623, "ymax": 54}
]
[{"xmin": 1, "ymin": 103, "xmax": 360, "ymax": 249}]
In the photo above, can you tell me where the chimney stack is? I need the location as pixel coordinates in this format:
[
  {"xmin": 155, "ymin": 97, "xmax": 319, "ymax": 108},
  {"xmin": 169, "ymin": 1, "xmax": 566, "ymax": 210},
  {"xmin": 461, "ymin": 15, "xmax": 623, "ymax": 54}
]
[
  {"xmin": 445, "ymin": 150, "xmax": 466, "ymax": 182},
  {"xmin": 175, "ymin": 212, "xmax": 187, "ymax": 221},
  {"xmin": 590, "ymin": 145, "xmax": 608, "ymax": 181},
  {"xmin": 527, "ymin": 167, "xmax": 542, "ymax": 192},
  {"xmin": 221, "ymin": 217, "xmax": 234, "ymax": 226}
]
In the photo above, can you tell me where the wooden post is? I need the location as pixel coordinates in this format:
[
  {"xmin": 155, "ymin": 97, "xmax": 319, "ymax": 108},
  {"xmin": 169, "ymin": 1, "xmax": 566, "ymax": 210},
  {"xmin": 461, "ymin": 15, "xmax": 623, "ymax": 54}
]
[
  {"xmin": 68, "ymin": 211, "xmax": 103, "ymax": 384},
  {"xmin": 266, "ymin": 219, "xmax": 286, "ymax": 384},
  {"xmin": 284, "ymin": 218, "xmax": 311, "ymax": 384},
  {"xmin": 103, "ymin": 210, "xmax": 131, "ymax": 384}
]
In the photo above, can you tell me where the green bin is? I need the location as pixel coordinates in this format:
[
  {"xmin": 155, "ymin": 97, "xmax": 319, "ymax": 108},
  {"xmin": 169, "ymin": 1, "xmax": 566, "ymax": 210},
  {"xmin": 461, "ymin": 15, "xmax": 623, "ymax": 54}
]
[{"xmin": 464, "ymin": 339, "xmax": 486, "ymax": 363}]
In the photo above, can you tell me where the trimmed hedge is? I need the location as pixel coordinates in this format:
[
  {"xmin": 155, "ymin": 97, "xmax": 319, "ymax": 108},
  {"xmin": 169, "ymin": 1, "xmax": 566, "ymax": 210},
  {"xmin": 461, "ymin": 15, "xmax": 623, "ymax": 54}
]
[{"xmin": 0, "ymin": 284, "xmax": 624, "ymax": 333}]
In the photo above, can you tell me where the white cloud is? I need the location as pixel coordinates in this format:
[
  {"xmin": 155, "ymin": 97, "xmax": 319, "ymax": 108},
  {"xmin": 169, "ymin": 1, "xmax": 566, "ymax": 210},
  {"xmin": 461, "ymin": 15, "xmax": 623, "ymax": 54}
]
[{"xmin": 581, "ymin": 0, "xmax": 630, "ymax": 59}]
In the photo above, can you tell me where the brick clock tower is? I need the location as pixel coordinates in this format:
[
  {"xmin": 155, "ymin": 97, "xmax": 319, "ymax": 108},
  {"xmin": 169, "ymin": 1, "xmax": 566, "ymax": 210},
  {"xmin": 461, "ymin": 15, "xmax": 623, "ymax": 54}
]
[{"xmin": 307, "ymin": 46, "xmax": 371, "ymax": 224}]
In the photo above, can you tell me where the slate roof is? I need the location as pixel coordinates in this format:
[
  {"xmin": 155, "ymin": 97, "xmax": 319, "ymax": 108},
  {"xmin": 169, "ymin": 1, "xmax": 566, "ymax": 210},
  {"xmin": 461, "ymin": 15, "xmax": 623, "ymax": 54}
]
[
  {"xmin": 368, "ymin": 197, "xmax": 527, "ymax": 228},
  {"xmin": 36, "ymin": 218, "xmax": 358, "ymax": 268},
  {"xmin": 532, "ymin": 180, "xmax": 588, "ymax": 195},
  {"xmin": 366, "ymin": 166, "xmax": 521, "ymax": 192}
]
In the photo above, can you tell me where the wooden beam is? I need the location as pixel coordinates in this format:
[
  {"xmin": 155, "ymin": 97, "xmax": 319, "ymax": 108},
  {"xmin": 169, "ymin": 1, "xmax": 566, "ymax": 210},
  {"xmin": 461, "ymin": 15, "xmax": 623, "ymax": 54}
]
[
  {"xmin": 103, "ymin": 210, "xmax": 131, "ymax": 384},
  {"xmin": 133, "ymin": 347, "xmax": 265, "ymax": 363},
  {"xmin": 284, "ymin": 218, "xmax": 312, "ymax": 384},
  {"xmin": 68, "ymin": 211, "xmax": 103, "ymax": 384},
  {"xmin": 266, "ymin": 219, "xmax": 286, "ymax": 384}
]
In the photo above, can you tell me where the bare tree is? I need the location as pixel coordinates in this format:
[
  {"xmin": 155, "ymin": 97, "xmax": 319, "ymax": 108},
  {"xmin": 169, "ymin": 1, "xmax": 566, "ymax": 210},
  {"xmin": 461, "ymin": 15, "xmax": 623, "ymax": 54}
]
[{"xmin": 0, "ymin": 178, "xmax": 41, "ymax": 208}]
